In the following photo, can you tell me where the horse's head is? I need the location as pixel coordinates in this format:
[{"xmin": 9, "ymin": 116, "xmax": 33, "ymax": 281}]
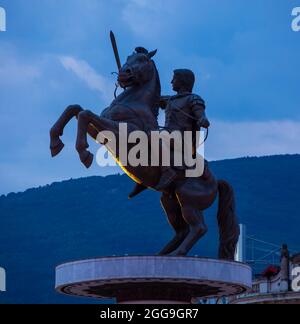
[{"xmin": 118, "ymin": 47, "xmax": 157, "ymax": 88}]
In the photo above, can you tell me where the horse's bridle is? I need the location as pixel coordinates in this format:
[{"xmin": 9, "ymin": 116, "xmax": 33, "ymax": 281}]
[{"xmin": 111, "ymin": 72, "xmax": 125, "ymax": 99}]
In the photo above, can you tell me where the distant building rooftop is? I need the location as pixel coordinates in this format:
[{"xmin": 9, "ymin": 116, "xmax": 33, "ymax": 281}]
[{"xmin": 230, "ymin": 245, "xmax": 300, "ymax": 304}]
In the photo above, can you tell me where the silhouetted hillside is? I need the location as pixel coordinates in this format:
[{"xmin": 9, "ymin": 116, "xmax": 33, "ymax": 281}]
[{"xmin": 0, "ymin": 155, "xmax": 299, "ymax": 303}]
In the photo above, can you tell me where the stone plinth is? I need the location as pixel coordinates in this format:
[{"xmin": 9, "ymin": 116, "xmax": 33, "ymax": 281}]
[{"xmin": 55, "ymin": 256, "xmax": 252, "ymax": 304}]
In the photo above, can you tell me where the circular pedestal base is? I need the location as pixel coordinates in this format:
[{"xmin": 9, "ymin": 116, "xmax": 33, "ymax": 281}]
[{"xmin": 55, "ymin": 256, "xmax": 252, "ymax": 304}]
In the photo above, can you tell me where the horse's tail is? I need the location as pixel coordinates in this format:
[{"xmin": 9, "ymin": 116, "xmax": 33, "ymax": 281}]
[{"xmin": 217, "ymin": 180, "xmax": 240, "ymax": 260}]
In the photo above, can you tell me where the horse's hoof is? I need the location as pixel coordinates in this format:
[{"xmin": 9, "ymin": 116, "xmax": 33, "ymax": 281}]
[
  {"xmin": 80, "ymin": 151, "xmax": 94, "ymax": 169},
  {"xmin": 50, "ymin": 140, "xmax": 65, "ymax": 157}
]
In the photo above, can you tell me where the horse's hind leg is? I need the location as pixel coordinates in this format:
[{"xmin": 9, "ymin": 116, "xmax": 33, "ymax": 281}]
[
  {"xmin": 159, "ymin": 194, "xmax": 190, "ymax": 256},
  {"xmin": 171, "ymin": 205, "xmax": 208, "ymax": 256},
  {"xmin": 50, "ymin": 105, "xmax": 83, "ymax": 157}
]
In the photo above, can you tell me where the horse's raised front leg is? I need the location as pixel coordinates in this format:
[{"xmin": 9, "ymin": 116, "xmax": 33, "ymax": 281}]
[
  {"xmin": 76, "ymin": 110, "xmax": 119, "ymax": 168},
  {"xmin": 50, "ymin": 104, "xmax": 83, "ymax": 157}
]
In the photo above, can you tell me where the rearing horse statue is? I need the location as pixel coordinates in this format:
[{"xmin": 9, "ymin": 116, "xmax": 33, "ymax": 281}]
[{"xmin": 50, "ymin": 46, "xmax": 240, "ymax": 259}]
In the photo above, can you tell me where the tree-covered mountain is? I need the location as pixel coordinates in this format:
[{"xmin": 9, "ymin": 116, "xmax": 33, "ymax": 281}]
[{"xmin": 0, "ymin": 155, "xmax": 299, "ymax": 304}]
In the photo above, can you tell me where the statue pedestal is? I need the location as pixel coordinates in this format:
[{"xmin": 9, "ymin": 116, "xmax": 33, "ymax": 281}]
[{"xmin": 55, "ymin": 256, "xmax": 252, "ymax": 304}]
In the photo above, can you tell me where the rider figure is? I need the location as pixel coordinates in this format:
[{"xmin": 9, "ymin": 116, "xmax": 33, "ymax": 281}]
[{"xmin": 129, "ymin": 69, "xmax": 210, "ymax": 198}]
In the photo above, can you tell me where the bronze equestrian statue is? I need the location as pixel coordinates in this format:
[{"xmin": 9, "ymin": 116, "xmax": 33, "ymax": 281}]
[{"xmin": 50, "ymin": 37, "xmax": 240, "ymax": 260}]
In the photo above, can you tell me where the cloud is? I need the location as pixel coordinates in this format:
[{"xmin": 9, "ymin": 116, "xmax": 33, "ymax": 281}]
[
  {"xmin": 121, "ymin": 0, "xmax": 177, "ymax": 39},
  {"xmin": 59, "ymin": 56, "xmax": 114, "ymax": 104},
  {"xmin": 206, "ymin": 120, "xmax": 300, "ymax": 160}
]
